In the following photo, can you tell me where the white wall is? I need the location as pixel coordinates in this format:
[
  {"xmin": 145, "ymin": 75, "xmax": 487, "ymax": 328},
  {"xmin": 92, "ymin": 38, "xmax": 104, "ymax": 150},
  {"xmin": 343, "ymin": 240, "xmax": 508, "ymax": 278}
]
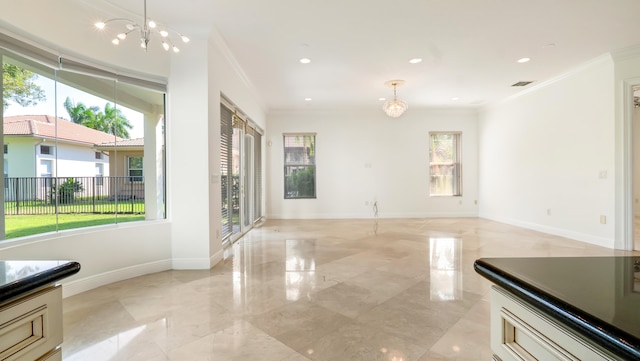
[
  {"xmin": 0, "ymin": 221, "xmax": 172, "ymax": 297},
  {"xmin": 167, "ymin": 31, "xmax": 267, "ymax": 269},
  {"xmin": 167, "ymin": 35, "xmax": 213, "ymax": 269},
  {"xmin": 266, "ymin": 108, "xmax": 478, "ymax": 219},
  {"xmin": 51, "ymin": 142, "xmax": 109, "ymax": 177},
  {"xmin": 206, "ymin": 32, "xmax": 266, "ymax": 255},
  {"xmin": 478, "ymin": 55, "xmax": 616, "ymax": 248},
  {"xmin": 4, "ymin": 138, "xmax": 36, "ymax": 177}
]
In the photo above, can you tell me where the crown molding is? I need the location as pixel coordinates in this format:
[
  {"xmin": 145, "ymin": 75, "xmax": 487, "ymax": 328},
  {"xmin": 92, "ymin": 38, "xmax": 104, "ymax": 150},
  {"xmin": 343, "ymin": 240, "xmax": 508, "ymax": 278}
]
[
  {"xmin": 209, "ymin": 28, "xmax": 267, "ymax": 113},
  {"xmin": 610, "ymin": 44, "xmax": 640, "ymax": 62}
]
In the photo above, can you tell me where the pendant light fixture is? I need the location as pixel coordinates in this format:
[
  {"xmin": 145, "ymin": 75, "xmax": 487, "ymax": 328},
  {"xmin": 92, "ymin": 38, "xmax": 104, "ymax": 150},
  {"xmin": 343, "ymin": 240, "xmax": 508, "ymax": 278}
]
[
  {"xmin": 382, "ymin": 80, "xmax": 408, "ymax": 118},
  {"xmin": 94, "ymin": 0, "xmax": 189, "ymax": 53}
]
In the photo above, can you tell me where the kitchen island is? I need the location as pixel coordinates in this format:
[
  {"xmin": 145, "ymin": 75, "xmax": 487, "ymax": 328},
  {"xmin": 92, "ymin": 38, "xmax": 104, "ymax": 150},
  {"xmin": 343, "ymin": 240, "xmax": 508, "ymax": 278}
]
[
  {"xmin": 474, "ymin": 256, "xmax": 640, "ymax": 361},
  {"xmin": 0, "ymin": 260, "xmax": 80, "ymax": 361}
]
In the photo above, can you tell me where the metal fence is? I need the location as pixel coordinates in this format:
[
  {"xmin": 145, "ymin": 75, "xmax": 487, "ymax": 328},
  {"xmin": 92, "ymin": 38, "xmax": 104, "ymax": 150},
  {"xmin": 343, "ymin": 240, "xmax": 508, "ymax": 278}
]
[{"xmin": 4, "ymin": 176, "xmax": 144, "ymax": 215}]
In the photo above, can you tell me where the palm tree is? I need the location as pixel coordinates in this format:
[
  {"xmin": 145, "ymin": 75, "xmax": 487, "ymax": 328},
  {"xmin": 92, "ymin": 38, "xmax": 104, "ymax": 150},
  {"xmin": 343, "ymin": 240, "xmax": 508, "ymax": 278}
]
[
  {"xmin": 63, "ymin": 97, "xmax": 132, "ymax": 138},
  {"xmin": 100, "ymin": 102, "xmax": 132, "ymax": 139},
  {"xmin": 63, "ymin": 97, "xmax": 99, "ymax": 124}
]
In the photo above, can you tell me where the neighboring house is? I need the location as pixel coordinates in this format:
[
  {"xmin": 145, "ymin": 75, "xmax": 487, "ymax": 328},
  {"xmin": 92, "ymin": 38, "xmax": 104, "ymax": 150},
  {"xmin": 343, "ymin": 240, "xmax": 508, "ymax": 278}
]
[
  {"xmin": 3, "ymin": 115, "xmax": 120, "ymax": 201},
  {"xmin": 95, "ymin": 138, "xmax": 145, "ymax": 200}
]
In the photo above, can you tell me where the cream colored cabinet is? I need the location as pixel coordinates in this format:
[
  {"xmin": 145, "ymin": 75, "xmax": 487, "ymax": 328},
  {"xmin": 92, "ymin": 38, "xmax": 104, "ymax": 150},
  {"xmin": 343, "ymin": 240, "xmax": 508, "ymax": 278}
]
[
  {"xmin": 0, "ymin": 285, "xmax": 63, "ymax": 361},
  {"xmin": 490, "ymin": 286, "xmax": 618, "ymax": 361}
]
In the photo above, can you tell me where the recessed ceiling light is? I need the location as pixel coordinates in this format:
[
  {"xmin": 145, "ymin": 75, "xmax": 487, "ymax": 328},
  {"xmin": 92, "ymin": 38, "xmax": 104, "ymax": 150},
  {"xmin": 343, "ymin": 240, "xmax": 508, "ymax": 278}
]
[
  {"xmin": 451, "ymin": 97, "xmax": 460, "ymax": 101},
  {"xmin": 517, "ymin": 57, "xmax": 531, "ymax": 63},
  {"xmin": 304, "ymin": 97, "xmax": 312, "ymax": 101},
  {"xmin": 300, "ymin": 58, "xmax": 311, "ymax": 64},
  {"xmin": 409, "ymin": 58, "xmax": 422, "ymax": 64},
  {"xmin": 378, "ymin": 97, "xmax": 386, "ymax": 101}
]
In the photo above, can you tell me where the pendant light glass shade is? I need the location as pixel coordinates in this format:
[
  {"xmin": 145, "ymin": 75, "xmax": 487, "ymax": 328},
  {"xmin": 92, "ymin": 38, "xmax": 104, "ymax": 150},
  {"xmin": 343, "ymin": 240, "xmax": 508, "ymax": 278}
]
[{"xmin": 382, "ymin": 80, "xmax": 408, "ymax": 118}]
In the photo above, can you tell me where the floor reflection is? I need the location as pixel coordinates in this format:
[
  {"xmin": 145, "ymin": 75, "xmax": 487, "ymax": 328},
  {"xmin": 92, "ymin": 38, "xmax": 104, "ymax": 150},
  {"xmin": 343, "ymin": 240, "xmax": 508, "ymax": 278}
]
[
  {"xmin": 65, "ymin": 324, "xmax": 148, "ymax": 361},
  {"xmin": 62, "ymin": 218, "xmax": 633, "ymax": 361},
  {"xmin": 285, "ymin": 240, "xmax": 317, "ymax": 301},
  {"xmin": 429, "ymin": 237, "xmax": 462, "ymax": 301}
]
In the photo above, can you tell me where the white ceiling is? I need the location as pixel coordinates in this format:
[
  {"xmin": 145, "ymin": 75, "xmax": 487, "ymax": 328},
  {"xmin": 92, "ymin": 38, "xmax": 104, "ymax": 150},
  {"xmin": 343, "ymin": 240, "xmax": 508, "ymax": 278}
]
[{"xmin": 96, "ymin": 0, "xmax": 640, "ymax": 111}]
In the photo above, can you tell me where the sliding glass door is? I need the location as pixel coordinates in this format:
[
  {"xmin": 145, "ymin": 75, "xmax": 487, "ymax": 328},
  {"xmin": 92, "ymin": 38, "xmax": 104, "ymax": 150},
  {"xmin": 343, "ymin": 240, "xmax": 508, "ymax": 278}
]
[{"xmin": 220, "ymin": 102, "xmax": 262, "ymax": 244}]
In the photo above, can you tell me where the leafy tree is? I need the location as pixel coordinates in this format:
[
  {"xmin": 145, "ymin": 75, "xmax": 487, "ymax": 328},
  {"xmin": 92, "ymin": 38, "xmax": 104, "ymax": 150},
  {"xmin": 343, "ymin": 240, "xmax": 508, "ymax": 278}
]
[
  {"xmin": 2, "ymin": 63, "xmax": 46, "ymax": 109},
  {"xmin": 63, "ymin": 97, "xmax": 132, "ymax": 138}
]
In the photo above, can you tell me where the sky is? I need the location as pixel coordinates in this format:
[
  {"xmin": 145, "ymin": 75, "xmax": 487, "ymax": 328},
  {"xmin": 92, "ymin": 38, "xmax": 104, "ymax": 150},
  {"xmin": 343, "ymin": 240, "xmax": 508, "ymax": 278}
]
[{"xmin": 3, "ymin": 73, "xmax": 144, "ymax": 139}]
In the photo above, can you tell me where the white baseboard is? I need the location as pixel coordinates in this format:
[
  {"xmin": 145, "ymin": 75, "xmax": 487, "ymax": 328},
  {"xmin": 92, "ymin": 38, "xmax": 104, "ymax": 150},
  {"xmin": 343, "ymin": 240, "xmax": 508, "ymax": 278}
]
[
  {"xmin": 210, "ymin": 248, "xmax": 224, "ymax": 267},
  {"xmin": 172, "ymin": 248, "xmax": 225, "ymax": 269},
  {"xmin": 266, "ymin": 211, "xmax": 479, "ymax": 219},
  {"xmin": 171, "ymin": 258, "xmax": 212, "ymax": 269},
  {"xmin": 61, "ymin": 250, "xmax": 223, "ymax": 298},
  {"xmin": 61, "ymin": 259, "xmax": 172, "ymax": 298},
  {"xmin": 480, "ymin": 214, "xmax": 614, "ymax": 249},
  {"xmin": 62, "ymin": 250, "xmax": 226, "ymax": 298}
]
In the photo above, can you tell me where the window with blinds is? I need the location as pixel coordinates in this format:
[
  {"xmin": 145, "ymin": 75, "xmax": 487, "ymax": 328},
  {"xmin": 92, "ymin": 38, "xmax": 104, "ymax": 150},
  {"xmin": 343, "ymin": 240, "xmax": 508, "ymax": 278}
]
[
  {"xmin": 220, "ymin": 104, "xmax": 233, "ymax": 240},
  {"xmin": 429, "ymin": 132, "xmax": 462, "ymax": 196},
  {"xmin": 284, "ymin": 134, "xmax": 316, "ymax": 199},
  {"xmin": 220, "ymin": 102, "xmax": 263, "ymax": 241}
]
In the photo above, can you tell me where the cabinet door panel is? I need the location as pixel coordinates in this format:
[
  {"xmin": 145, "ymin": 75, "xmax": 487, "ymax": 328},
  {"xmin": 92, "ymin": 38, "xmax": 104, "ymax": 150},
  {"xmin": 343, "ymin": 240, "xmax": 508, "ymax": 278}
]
[
  {"xmin": 490, "ymin": 286, "xmax": 616, "ymax": 361},
  {"xmin": 0, "ymin": 286, "xmax": 62, "ymax": 361}
]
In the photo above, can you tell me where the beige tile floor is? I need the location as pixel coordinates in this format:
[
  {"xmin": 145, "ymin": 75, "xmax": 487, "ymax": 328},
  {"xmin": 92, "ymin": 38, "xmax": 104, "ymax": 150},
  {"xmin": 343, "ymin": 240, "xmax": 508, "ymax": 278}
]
[{"xmin": 61, "ymin": 218, "xmax": 637, "ymax": 361}]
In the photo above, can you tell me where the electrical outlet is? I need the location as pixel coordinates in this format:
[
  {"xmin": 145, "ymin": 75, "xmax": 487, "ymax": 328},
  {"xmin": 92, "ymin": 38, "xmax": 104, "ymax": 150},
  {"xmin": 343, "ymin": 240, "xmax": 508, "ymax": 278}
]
[
  {"xmin": 547, "ymin": 209, "xmax": 551, "ymax": 216},
  {"xmin": 600, "ymin": 215, "xmax": 606, "ymax": 224}
]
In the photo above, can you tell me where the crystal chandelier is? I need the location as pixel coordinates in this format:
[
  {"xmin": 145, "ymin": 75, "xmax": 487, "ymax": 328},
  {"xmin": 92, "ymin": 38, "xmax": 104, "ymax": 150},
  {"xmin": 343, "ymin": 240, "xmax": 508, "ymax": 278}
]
[
  {"xmin": 382, "ymin": 80, "xmax": 408, "ymax": 118},
  {"xmin": 94, "ymin": 0, "xmax": 189, "ymax": 53}
]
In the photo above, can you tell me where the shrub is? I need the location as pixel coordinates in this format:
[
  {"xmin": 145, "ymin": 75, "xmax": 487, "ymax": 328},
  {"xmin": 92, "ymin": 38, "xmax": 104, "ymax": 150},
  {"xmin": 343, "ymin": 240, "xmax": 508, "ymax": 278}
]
[{"xmin": 50, "ymin": 178, "xmax": 84, "ymax": 204}]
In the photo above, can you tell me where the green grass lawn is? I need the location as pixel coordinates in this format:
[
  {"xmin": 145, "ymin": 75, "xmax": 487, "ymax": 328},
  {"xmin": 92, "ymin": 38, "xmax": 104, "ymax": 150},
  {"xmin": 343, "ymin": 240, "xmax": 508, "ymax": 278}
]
[{"xmin": 5, "ymin": 214, "xmax": 145, "ymax": 239}]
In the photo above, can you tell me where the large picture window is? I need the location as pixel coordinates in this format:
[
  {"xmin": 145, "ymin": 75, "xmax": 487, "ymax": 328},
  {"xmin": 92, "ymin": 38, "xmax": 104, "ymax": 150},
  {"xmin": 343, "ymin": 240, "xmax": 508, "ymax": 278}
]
[
  {"xmin": 429, "ymin": 132, "xmax": 461, "ymax": 196},
  {"xmin": 284, "ymin": 134, "xmax": 316, "ymax": 199},
  {"xmin": 1, "ymin": 33, "xmax": 167, "ymax": 240}
]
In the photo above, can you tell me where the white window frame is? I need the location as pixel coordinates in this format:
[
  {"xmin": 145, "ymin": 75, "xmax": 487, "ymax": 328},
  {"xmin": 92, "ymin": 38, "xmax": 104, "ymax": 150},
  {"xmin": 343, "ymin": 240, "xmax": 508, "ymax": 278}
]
[
  {"xmin": 95, "ymin": 163, "xmax": 104, "ymax": 186},
  {"xmin": 283, "ymin": 133, "xmax": 316, "ymax": 199},
  {"xmin": 127, "ymin": 156, "xmax": 144, "ymax": 183},
  {"xmin": 429, "ymin": 132, "xmax": 462, "ymax": 196}
]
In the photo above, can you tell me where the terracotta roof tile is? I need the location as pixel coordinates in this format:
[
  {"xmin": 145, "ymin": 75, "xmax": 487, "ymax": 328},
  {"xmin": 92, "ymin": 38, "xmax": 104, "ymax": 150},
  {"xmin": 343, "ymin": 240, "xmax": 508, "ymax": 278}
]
[{"xmin": 4, "ymin": 115, "xmax": 123, "ymax": 145}]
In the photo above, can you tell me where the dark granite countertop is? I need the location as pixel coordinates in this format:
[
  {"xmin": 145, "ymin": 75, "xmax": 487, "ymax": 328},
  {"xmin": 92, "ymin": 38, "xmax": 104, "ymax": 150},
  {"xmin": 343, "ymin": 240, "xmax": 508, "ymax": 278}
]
[
  {"xmin": 0, "ymin": 260, "xmax": 81, "ymax": 303},
  {"xmin": 474, "ymin": 256, "xmax": 640, "ymax": 360}
]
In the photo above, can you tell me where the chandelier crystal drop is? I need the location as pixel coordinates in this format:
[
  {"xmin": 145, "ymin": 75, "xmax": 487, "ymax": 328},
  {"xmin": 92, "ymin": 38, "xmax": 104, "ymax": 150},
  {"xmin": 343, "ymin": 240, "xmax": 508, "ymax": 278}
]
[
  {"xmin": 94, "ymin": 0, "xmax": 189, "ymax": 53},
  {"xmin": 382, "ymin": 80, "xmax": 408, "ymax": 118}
]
